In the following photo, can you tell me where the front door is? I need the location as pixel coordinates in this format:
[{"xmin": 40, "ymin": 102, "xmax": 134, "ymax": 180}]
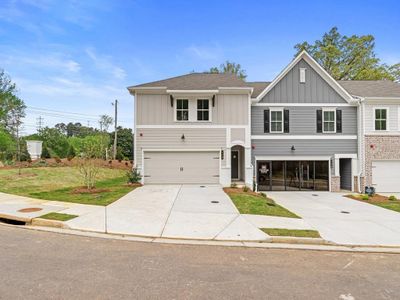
[{"xmin": 231, "ymin": 150, "xmax": 239, "ymax": 179}]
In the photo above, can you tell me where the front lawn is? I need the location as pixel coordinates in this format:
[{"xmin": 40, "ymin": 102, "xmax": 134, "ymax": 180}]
[
  {"xmin": 224, "ymin": 187, "xmax": 300, "ymax": 218},
  {"xmin": 0, "ymin": 167, "xmax": 136, "ymax": 206},
  {"xmin": 346, "ymin": 194, "xmax": 400, "ymax": 213},
  {"xmin": 261, "ymin": 228, "xmax": 321, "ymax": 238}
]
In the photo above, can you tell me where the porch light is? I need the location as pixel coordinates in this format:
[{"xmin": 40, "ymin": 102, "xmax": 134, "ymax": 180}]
[
  {"xmin": 181, "ymin": 134, "xmax": 185, "ymax": 141},
  {"xmin": 170, "ymin": 95, "xmax": 174, "ymax": 107},
  {"xmin": 291, "ymin": 145, "xmax": 296, "ymax": 151},
  {"xmin": 212, "ymin": 95, "xmax": 216, "ymax": 107}
]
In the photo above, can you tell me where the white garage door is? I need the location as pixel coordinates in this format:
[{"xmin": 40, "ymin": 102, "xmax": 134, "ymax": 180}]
[
  {"xmin": 372, "ymin": 160, "xmax": 400, "ymax": 192},
  {"xmin": 144, "ymin": 151, "xmax": 220, "ymax": 184}
]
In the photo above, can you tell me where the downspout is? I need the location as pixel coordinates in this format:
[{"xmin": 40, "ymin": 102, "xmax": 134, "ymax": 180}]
[{"xmin": 356, "ymin": 96, "xmax": 365, "ymax": 193}]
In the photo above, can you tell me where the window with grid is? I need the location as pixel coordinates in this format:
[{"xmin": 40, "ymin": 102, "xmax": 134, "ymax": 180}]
[
  {"xmin": 197, "ymin": 99, "xmax": 209, "ymax": 121},
  {"xmin": 176, "ymin": 99, "xmax": 189, "ymax": 121},
  {"xmin": 270, "ymin": 110, "xmax": 283, "ymax": 132},
  {"xmin": 375, "ymin": 109, "xmax": 387, "ymax": 130},
  {"xmin": 323, "ymin": 110, "xmax": 335, "ymax": 132}
]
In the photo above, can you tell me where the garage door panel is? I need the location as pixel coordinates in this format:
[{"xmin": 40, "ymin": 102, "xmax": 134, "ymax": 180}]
[
  {"xmin": 144, "ymin": 151, "xmax": 220, "ymax": 184},
  {"xmin": 372, "ymin": 160, "xmax": 400, "ymax": 192}
]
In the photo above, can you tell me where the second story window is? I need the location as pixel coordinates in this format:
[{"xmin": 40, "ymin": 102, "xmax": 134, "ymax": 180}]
[
  {"xmin": 197, "ymin": 99, "xmax": 209, "ymax": 121},
  {"xmin": 270, "ymin": 109, "xmax": 283, "ymax": 133},
  {"xmin": 375, "ymin": 108, "xmax": 387, "ymax": 130},
  {"xmin": 323, "ymin": 109, "xmax": 336, "ymax": 133},
  {"xmin": 176, "ymin": 99, "xmax": 189, "ymax": 121}
]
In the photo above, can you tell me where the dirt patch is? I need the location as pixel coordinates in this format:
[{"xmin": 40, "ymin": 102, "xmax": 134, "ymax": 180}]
[
  {"xmin": 223, "ymin": 187, "xmax": 260, "ymax": 197},
  {"xmin": 71, "ymin": 187, "xmax": 111, "ymax": 194},
  {"xmin": 126, "ymin": 182, "xmax": 142, "ymax": 187},
  {"xmin": 18, "ymin": 207, "xmax": 43, "ymax": 213}
]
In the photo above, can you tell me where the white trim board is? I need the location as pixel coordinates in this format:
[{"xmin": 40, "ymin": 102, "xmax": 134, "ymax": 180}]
[
  {"xmin": 252, "ymin": 103, "xmax": 353, "ymax": 107},
  {"xmin": 255, "ymin": 51, "xmax": 355, "ymax": 103},
  {"xmin": 255, "ymin": 156, "xmax": 331, "ymax": 161},
  {"xmin": 137, "ymin": 125, "xmax": 248, "ymax": 129},
  {"xmin": 251, "ymin": 135, "xmax": 357, "ymax": 140}
]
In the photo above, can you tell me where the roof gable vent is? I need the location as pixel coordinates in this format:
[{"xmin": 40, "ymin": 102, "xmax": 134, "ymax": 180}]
[{"xmin": 300, "ymin": 68, "xmax": 306, "ymax": 83}]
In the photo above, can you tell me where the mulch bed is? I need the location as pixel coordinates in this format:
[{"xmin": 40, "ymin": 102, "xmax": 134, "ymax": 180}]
[
  {"xmin": 71, "ymin": 187, "xmax": 111, "ymax": 194},
  {"xmin": 223, "ymin": 187, "xmax": 261, "ymax": 197},
  {"xmin": 346, "ymin": 194, "xmax": 390, "ymax": 203}
]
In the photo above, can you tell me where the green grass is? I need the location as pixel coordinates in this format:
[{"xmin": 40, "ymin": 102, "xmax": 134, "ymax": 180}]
[
  {"xmin": 39, "ymin": 212, "xmax": 78, "ymax": 221},
  {"xmin": 372, "ymin": 202, "xmax": 400, "ymax": 213},
  {"xmin": 346, "ymin": 194, "xmax": 400, "ymax": 213},
  {"xmin": 261, "ymin": 228, "xmax": 321, "ymax": 238},
  {"xmin": 226, "ymin": 191, "xmax": 300, "ymax": 218},
  {"xmin": 0, "ymin": 167, "xmax": 136, "ymax": 206}
]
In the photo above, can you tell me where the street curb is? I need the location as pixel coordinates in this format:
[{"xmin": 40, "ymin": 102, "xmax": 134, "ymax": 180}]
[
  {"xmin": 31, "ymin": 218, "xmax": 70, "ymax": 229},
  {"xmin": 2, "ymin": 223, "xmax": 400, "ymax": 254},
  {"xmin": 270, "ymin": 236, "xmax": 331, "ymax": 245}
]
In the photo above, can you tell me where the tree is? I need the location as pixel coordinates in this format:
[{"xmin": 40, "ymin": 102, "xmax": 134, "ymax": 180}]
[
  {"xmin": 67, "ymin": 145, "xmax": 76, "ymax": 161},
  {"xmin": 41, "ymin": 146, "xmax": 51, "ymax": 159},
  {"xmin": 109, "ymin": 127, "xmax": 133, "ymax": 160},
  {"xmin": 294, "ymin": 27, "xmax": 399, "ymax": 81},
  {"xmin": 38, "ymin": 127, "xmax": 69, "ymax": 158},
  {"xmin": 99, "ymin": 115, "xmax": 113, "ymax": 132},
  {"xmin": 209, "ymin": 61, "xmax": 247, "ymax": 80},
  {"xmin": 0, "ymin": 128, "xmax": 14, "ymax": 161}
]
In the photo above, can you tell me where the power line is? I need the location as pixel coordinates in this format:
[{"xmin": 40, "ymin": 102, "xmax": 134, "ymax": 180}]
[
  {"xmin": 36, "ymin": 116, "xmax": 44, "ymax": 131},
  {"xmin": 27, "ymin": 106, "xmax": 101, "ymax": 118}
]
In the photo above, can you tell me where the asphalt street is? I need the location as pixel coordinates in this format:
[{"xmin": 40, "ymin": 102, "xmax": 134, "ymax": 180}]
[{"xmin": 1, "ymin": 224, "xmax": 399, "ymax": 299}]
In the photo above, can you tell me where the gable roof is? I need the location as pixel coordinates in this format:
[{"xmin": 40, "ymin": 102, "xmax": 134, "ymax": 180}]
[
  {"xmin": 254, "ymin": 51, "xmax": 355, "ymax": 103},
  {"xmin": 338, "ymin": 80, "xmax": 400, "ymax": 98},
  {"xmin": 128, "ymin": 73, "xmax": 250, "ymax": 90}
]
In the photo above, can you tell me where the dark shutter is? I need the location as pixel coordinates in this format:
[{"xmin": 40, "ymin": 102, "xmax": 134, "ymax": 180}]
[
  {"xmin": 316, "ymin": 109, "xmax": 322, "ymax": 133},
  {"xmin": 264, "ymin": 109, "xmax": 270, "ymax": 133},
  {"xmin": 284, "ymin": 109, "xmax": 290, "ymax": 133},
  {"xmin": 336, "ymin": 109, "xmax": 342, "ymax": 133}
]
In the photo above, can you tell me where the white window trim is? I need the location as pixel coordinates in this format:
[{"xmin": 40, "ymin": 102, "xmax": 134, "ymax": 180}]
[
  {"xmin": 174, "ymin": 99, "xmax": 190, "ymax": 122},
  {"xmin": 196, "ymin": 98, "xmax": 212, "ymax": 122},
  {"xmin": 373, "ymin": 107, "xmax": 389, "ymax": 131},
  {"xmin": 322, "ymin": 108, "xmax": 336, "ymax": 133},
  {"xmin": 270, "ymin": 108, "xmax": 284, "ymax": 133}
]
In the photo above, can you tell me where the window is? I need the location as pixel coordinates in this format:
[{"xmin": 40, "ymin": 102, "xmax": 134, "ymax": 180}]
[
  {"xmin": 375, "ymin": 108, "xmax": 387, "ymax": 131},
  {"xmin": 299, "ymin": 68, "xmax": 306, "ymax": 83},
  {"xmin": 323, "ymin": 110, "xmax": 336, "ymax": 133},
  {"xmin": 270, "ymin": 109, "xmax": 283, "ymax": 133},
  {"xmin": 176, "ymin": 99, "xmax": 189, "ymax": 121},
  {"xmin": 197, "ymin": 99, "xmax": 209, "ymax": 121}
]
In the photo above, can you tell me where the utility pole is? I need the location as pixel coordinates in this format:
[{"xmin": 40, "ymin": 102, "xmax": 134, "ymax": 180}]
[
  {"xmin": 112, "ymin": 99, "xmax": 118, "ymax": 160},
  {"xmin": 36, "ymin": 116, "xmax": 44, "ymax": 132}
]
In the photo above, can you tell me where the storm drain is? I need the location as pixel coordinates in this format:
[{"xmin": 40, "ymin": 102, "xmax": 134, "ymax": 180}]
[
  {"xmin": 211, "ymin": 201, "xmax": 219, "ymax": 204},
  {"xmin": 312, "ymin": 194, "xmax": 319, "ymax": 197},
  {"xmin": 341, "ymin": 211, "xmax": 350, "ymax": 214},
  {"xmin": 0, "ymin": 218, "xmax": 26, "ymax": 225}
]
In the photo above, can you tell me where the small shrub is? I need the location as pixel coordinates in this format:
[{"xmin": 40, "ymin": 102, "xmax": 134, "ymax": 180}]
[
  {"xmin": 67, "ymin": 145, "xmax": 76, "ymax": 161},
  {"xmin": 243, "ymin": 186, "xmax": 249, "ymax": 192},
  {"xmin": 230, "ymin": 183, "xmax": 237, "ymax": 188},
  {"xmin": 54, "ymin": 156, "xmax": 62, "ymax": 164},
  {"xmin": 126, "ymin": 168, "xmax": 141, "ymax": 184},
  {"xmin": 259, "ymin": 192, "xmax": 267, "ymax": 198},
  {"xmin": 41, "ymin": 146, "xmax": 51, "ymax": 159},
  {"xmin": 361, "ymin": 194, "xmax": 369, "ymax": 201},
  {"xmin": 125, "ymin": 162, "xmax": 129, "ymax": 166},
  {"xmin": 388, "ymin": 195, "xmax": 397, "ymax": 201}
]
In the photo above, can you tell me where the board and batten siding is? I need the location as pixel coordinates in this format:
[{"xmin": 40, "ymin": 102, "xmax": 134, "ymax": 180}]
[
  {"xmin": 135, "ymin": 128, "xmax": 226, "ymax": 168},
  {"xmin": 136, "ymin": 93, "xmax": 249, "ymax": 126},
  {"xmin": 251, "ymin": 106, "xmax": 357, "ymax": 135},
  {"xmin": 260, "ymin": 59, "xmax": 347, "ymax": 104},
  {"xmin": 252, "ymin": 139, "xmax": 357, "ymax": 160},
  {"xmin": 364, "ymin": 104, "xmax": 400, "ymax": 133}
]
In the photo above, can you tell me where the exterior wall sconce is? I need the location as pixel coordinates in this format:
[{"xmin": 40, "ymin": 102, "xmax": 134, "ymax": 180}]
[
  {"xmin": 212, "ymin": 95, "xmax": 216, "ymax": 107},
  {"xmin": 181, "ymin": 134, "xmax": 185, "ymax": 141},
  {"xmin": 170, "ymin": 95, "xmax": 174, "ymax": 107},
  {"xmin": 291, "ymin": 145, "xmax": 296, "ymax": 151},
  {"xmin": 221, "ymin": 150, "xmax": 224, "ymax": 160}
]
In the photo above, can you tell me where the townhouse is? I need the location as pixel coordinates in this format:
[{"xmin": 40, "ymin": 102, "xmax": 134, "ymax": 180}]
[{"xmin": 128, "ymin": 51, "xmax": 400, "ymax": 193}]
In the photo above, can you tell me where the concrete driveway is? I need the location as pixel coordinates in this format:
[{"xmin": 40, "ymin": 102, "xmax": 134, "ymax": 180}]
[
  {"xmin": 67, "ymin": 185, "xmax": 268, "ymax": 241},
  {"xmin": 268, "ymin": 192, "xmax": 400, "ymax": 246}
]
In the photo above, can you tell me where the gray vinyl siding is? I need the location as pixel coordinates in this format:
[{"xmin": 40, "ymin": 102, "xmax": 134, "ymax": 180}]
[
  {"xmin": 260, "ymin": 59, "xmax": 347, "ymax": 104},
  {"xmin": 251, "ymin": 139, "xmax": 357, "ymax": 159},
  {"xmin": 340, "ymin": 159, "xmax": 352, "ymax": 190},
  {"xmin": 251, "ymin": 106, "xmax": 357, "ymax": 135},
  {"xmin": 135, "ymin": 128, "xmax": 226, "ymax": 169}
]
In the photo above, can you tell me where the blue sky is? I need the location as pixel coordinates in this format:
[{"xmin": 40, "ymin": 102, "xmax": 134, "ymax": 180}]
[{"xmin": 1, "ymin": 0, "xmax": 399, "ymax": 134}]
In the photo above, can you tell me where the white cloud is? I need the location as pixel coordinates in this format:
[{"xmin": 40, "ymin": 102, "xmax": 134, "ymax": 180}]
[{"xmin": 85, "ymin": 47, "xmax": 126, "ymax": 79}]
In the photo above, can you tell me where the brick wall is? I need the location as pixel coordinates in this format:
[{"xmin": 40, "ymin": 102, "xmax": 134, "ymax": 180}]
[{"xmin": 364, "ymin": 135, "xmax": 400, "ymax": 186}]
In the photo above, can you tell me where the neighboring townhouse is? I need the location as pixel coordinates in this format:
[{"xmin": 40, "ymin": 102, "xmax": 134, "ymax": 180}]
[
  {"xmin": 127, "ymin": 51, "xmax": 400, "ymax": 193},
  {"xmin": 251, "ymin": 51, "xmax": 360, "ymax": 192},
  {"xmin": 339, "ymin": 80, "xmax": 400, "ymax": 193},
  {"xmin": 127, "ymin": 73, "xmax": 254, "ymax": 187}
]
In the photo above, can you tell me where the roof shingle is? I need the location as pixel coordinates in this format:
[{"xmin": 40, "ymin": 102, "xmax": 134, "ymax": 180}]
[{"xmin": 338, "ymin": 80, "xmax": 400, "ymax": 98}]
